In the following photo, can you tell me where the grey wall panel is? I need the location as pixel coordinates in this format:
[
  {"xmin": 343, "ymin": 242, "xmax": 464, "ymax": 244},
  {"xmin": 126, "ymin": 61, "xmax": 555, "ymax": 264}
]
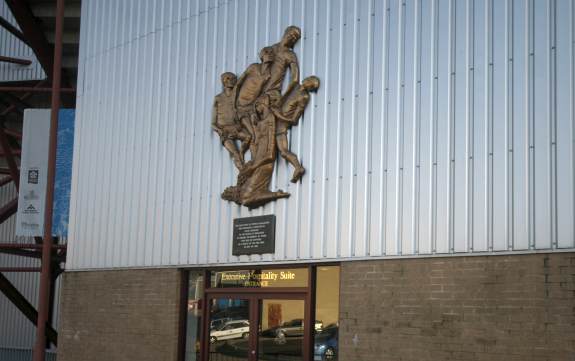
[
  {"xmin": 0, "ymin": 0, "xmax": 45, "ymax": 82},
  {"xmin": 69, "ymin": 0, "xmax": 575, "ymax": 270}
]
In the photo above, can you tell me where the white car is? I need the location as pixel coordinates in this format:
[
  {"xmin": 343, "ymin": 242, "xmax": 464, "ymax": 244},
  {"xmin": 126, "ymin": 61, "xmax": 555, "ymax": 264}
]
[{"xmin": 210, "ymin": 320, "xmax": 250, "ymax": 343}]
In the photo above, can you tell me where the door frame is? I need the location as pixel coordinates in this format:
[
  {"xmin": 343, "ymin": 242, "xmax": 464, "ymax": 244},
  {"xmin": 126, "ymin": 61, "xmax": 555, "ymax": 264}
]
[{"xmin": 199, "ymin": 265, "xmax": 317, "ymax": 361}]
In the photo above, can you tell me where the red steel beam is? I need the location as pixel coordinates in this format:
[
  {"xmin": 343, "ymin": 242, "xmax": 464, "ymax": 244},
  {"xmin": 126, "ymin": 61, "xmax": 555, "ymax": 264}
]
[
  {"xmin": 0, "ymin": 128, "xmax": 20, "ymax": 191},
  {"xmin": 0, "ymin": 197, "xmax": 18, "ymax": 224},
  {"xmin": 0, "ymin": 87, "xmax": 75, "ymax": 93},
  {"xmin": 0, "ymin": 176, "xmax": 12, "ymax": 187},
  {"xmin": 3, "ymin": 128, "xmax": 22, "ymax": 139},
  {"xmin": 0, "ymin": 80, "xmax": 47, "ymax": 117},
  {"xmin": 0, "ymin": 149, "xmax": 22, "ymax": 157},
  {"xmin": 34, "ymin": 0, "xmax": 65, "ymax": 358},
  {"xmin": 0, "ymin": 55, "xmax": 32, "ymax": 66},
  {"xmin": 4, "ymin": 0, "xmax": 54, "ymax": 79},
  {"xmin": 0, "ymin": 243, "xmax": 67, "ymax": 250},
  {"xmin": 0, "ymin": 16, "xmax": 29, "ymax": 45},
  {"xmin": 0, "ymin": 272, "xmax": 58, "ymax": 345},
  {"xmin": 0, "ymin": 267, "xmax": 40, "ymax": 272},
  {"xmin": 0, "ymin": 248, "xmax": 42, "ymax": 258}
]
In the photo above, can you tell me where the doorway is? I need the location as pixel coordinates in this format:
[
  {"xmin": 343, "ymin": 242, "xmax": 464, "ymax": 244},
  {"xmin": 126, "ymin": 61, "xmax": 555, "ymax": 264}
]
[
  {"xmin": 184, "ymin": 266, "xmax": 340, "ymax": 361},
  {"xmin": 205, "ymin": 295, "xmax": 307, "ymax": 361}
]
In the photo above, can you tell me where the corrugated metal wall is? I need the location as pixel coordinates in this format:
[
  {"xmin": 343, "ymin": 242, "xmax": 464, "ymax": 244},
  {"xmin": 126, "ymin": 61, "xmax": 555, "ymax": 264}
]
[
  {"xmin": 0, "ymin": 0, "xmax": 46, "ymax": 82},
  {"xmin": 0, "ymin": 183, "xmax": 60, "ymax": 355},
  {"xmin": 69, "ymin": 0, "xmax": 575, "ymax": 269}
]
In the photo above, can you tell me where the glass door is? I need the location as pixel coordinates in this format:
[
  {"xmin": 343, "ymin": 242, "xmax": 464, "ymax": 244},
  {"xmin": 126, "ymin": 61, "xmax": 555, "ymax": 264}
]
[
  {"xmin": 206, "ymin": 296, "xmax": 306, "ymax": 361},
  {"xmin": 258, "ymin": 299, "xmax": 305, "ymax": 361},
  {"xmin": 207, "ymin": 297, "xmax": 251, "ymax": 361}
]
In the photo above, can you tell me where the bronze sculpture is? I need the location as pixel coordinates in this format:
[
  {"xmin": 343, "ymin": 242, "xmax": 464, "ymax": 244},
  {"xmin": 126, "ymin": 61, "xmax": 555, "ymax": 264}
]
[{"xmin": 212, "ymin": 26, "xmax": 319, "ymax": 208}]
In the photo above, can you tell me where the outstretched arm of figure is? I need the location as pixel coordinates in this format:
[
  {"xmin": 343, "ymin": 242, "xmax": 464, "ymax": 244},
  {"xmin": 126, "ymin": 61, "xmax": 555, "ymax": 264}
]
[
  {"xmin": 211, "ymin": 100, "xmax": 222, "ymax": 134},
  {"xmin": 285, "ymin": 58, "xmax": 300, "ymax": 95},
  {"xmin": 271, "ymin": 107, "xmax": 298, "ymax": 125},
  {"xmin": 235, "ymin": 65, "xmax": 252, "ymax": 102}
]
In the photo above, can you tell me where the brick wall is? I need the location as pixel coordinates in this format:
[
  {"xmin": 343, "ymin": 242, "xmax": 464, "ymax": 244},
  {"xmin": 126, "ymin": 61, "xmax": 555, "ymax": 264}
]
[
  {"xmin": 339, "ymin": 253, "xmax": 575, "ymax": 361},
  {"xmin": 58, "ymin": 268, "xmax": 182, "ymax": 361}
]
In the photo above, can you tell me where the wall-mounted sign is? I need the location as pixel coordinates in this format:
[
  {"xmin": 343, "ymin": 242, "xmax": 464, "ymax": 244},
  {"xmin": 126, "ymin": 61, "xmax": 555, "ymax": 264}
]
[
  {"xmin": 232, "ymin": 215, "xmax": 276, "ymax": 255},
  {"xmin": 16, "ymin": 109, "xmax": 75, "ymax": 237},
  {"xmin": 213, "ymin": 268, "xmax": 308, "ymax": 288}
]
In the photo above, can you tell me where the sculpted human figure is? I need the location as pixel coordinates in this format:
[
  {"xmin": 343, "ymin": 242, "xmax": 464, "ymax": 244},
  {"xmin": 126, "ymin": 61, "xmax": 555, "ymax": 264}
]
[
  {"xmin": 264, "ymin": 26, "xmax": 301, "ymax": 105},
  {"xmin": 222, "ymin": 95, "xmax": 289, "ymax": 208},
  {"xmin": 235, "ymin": 47, "xmax": 274, "ymax": 139},
  {"xmin": 211, "ymin": 72, "xmax": 251, "ymax": 169},
  {"xmin": 271, "ymin": 76, "xmax": 320, "ymax": 182},
  {"xmin": 214, "ymin": 25, "xmax": 319, "ymax": 208}
]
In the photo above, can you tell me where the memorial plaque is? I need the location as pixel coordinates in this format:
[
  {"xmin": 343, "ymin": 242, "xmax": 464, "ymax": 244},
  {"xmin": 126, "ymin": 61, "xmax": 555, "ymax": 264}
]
[{"xmin": 233, "ymin": 215, "xmax": 276, "ymax": 255}]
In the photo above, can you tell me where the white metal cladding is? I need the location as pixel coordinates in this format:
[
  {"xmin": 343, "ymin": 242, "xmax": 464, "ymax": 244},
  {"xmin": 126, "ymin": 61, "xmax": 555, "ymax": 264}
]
[
  {"xmin": 69, "ymin": 0, "xmax": 575, "ymax": 270},
  {"xmin": 0, "ymin": 0, "xmax": 46, "ymax": 82},
  {"xmin": 0, "ymin": 183, "xmax": 60, "ymax": 351}
]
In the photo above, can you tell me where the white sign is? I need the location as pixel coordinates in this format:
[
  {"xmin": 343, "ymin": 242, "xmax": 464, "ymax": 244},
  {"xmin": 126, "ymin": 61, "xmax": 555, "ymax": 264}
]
[{"xmin": 16, "ymin": 109, "xmax": 50, "ymax": 236}]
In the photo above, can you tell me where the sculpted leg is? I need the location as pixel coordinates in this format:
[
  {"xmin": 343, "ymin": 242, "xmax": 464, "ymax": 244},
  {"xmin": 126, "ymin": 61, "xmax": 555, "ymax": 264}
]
[
  {"xmin": 277, "ymin": 134, "xmax": 305, "ymax": 182},
  {"xmin": 223, "ymin": 140, "xmax": 244, "ymax": 169}
]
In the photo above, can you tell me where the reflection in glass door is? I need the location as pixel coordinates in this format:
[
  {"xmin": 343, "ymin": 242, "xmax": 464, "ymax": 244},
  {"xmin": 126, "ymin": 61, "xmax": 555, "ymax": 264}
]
[
  {"xmin": 208, "ymin": 298, "xmax": 250, "ymax": 361},
  {"xmin": 258, "ymin": 299, "xmax": 305, "ymax": 361}
]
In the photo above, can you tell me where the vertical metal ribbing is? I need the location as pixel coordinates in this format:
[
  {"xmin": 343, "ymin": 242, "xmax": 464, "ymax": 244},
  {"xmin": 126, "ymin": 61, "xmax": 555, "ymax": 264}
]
[
  {"xmin": 334, "ymin": 0, "xmax": 345, "ymax": 258},
  {"xmin": 430, "ymin": 0, "xmax": 438, "ymax": 254},
  {"xmin": 204, "ymin": 0, "xmax": 219, "ymax": 263},
  {"xmin": 348, "ymin": 0, "xmax": 359, "ymax": 257},
  {"xmin": 187, "ymin": 0, "xmax": 202, "ymax": 264},
  {"xmin": 506, "ymin": 0, "xmax": 514, "ymax": 250},
  {"xmin": 527, "ymin": 0, "xmax": 535, "ymax": 249},
  {"xmin": 466, "ymin": 0, "xmax": 475, "ymax": 252},
  {"xmin": 306, "ymin": 0, "xmax": 319, "ymax": 259},
  {"xmin": 448, "ymin": 0, "xmax": 456, "ymax": 253},
  {"xmin": 363, "ymin": 0, "xmax": 375, "ymax": 256},
  {"xmin": 572, "ymin": 0, "xmax": 575, "ymax": 249},
  {"xmin": 395, "ymin": 0, "xmax": 406, "ymax": 255},
  {"xmin": 486, "ymin": 0, "xmax": 494, "ymax": 251},
  {"xmin": 319, "ymin": 0, "xmax": 332, "ymax": 258},
  {"xmin": 137, "ymin": 0, "xmax": 154, "ymax": 266},
  {"xmin": 412, "ymin": 0, "xmax": 422, "ymax": 255},
  {"xmin": 549, "ymin": 0, "xmax": 558, "ymax": 249},
  {"xmin": 379, "ymin": 1, "xmax": 391, "ymax": 255}
]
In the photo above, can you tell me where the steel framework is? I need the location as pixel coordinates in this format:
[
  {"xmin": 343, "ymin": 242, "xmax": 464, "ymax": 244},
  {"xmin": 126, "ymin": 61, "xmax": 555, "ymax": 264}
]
[{"xmin": 0, "ymin": 0, "xmax": 75, "ymax": 359}]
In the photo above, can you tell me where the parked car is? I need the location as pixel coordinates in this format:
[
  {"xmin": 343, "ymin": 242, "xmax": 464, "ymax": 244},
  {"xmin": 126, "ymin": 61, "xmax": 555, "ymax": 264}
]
[
  {"xmin": 314, "ymin": 325, "xmax": 338, "ymax": 360},
  {"xmin": 210, "ymin": 320, "xmax": 250, "ymax": 343},
  {"xmin": 263, "ymin": 319, "xmax": 324, "ymax": 338}
]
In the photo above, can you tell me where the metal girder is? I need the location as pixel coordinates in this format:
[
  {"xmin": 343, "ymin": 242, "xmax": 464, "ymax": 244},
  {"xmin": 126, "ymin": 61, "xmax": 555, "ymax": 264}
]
[
  {"xmin": 0, "ymin": 267, "xmax": 40, "ymax": 272},
  {"xmin": 0, "ymin": 272, "xmax": 57, "ymax": 346},
  {"xmin": 0, "ymin": 80, "xmax": 46, "ymax": 118},
  {"xmin": 0, "ymin": 248, "xmax": 42, "ymax": 258},
  {"xmin": 0, "ymin": 86, "xmax": 75, "ymax": 93},
  {"xmin": 0, "ymin": 55, "xmax": 32, "ymax": 66},
  {"xmin": 0, "ymin": 16, "xmax": 29, "ymax": 45},
  {"xmin": 0, "ymin": 176, "xmax": 11, "ymax": 187},
  {"xmin": 0, "ymin": 129, "xmax": 19, "ymax": 191},
  {"xmin": 0, "ymin": 243, "xmax": 67, "ymax": 250},
  {"xmin": 4, "ymin": 0, "xmax": 54, "ymax": 80},
  {"xmin": 0, "ymin": 197, "xmax": 18, "ymax": 224},
  {"xmin": 34, "ymin": 0, "xmax": 65, "ymax": 357}
]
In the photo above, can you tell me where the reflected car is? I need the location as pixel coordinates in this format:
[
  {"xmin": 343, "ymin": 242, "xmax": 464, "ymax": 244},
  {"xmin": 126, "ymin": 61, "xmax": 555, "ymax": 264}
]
[
  {"xmin": 314, "ymin": 326, "xmax": 338, "ymax": 361},
  {"xmin": 210, "ymin": 320, "xmax": 250, "ymax": 343},
  {"xmin": 265, "ymin": 319, "xmax": 323, "ymax": 338}
]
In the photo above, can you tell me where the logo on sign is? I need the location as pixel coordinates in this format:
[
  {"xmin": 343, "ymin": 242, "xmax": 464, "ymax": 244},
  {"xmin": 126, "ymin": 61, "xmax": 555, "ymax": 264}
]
[
  {"xmin": 23, "ymin": 204, "xmax": 39, "ymax": 214},
  {"xmin": 23, "ymin": 190, "xmax": 39, "ymax": 200},
  {"xmin": 28, "ymin": 169, "xmax": 39, "ymax": 184}
]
